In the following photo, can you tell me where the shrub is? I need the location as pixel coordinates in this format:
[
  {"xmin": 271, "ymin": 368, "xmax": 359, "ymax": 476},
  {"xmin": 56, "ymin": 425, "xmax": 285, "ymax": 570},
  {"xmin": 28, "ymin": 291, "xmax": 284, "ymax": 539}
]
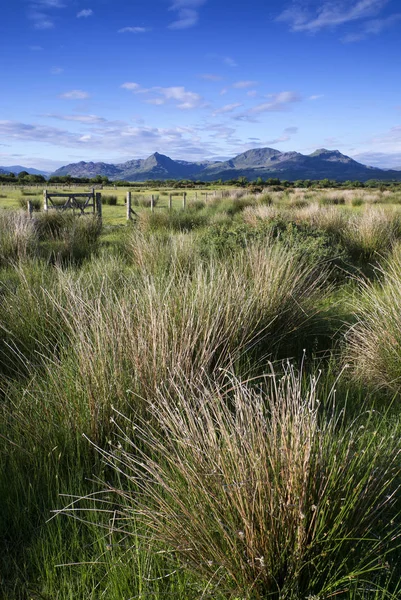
[{"xmin": 90, "ymin": 368, "xmax": 401, "ymax": 599}]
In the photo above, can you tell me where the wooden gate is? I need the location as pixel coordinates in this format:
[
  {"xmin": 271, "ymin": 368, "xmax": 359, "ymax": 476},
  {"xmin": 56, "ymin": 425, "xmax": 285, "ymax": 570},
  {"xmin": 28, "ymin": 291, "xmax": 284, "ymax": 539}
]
[{"xmin": 43, "ymin": 189, "xmax": 102, "ymax": 220}]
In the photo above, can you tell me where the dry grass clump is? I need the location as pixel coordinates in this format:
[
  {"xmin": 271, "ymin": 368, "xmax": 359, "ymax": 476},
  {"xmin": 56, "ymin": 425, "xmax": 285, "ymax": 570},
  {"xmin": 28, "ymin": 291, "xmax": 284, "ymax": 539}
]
[
  {"xmin": 292, "ymin": 203, "xmax": 348, "ymax": 236},
  {"xmin": 19, "ymin": 242, "xmax": 328, "ymax": 442},
  {"xmin": 90, "ymin": 368, "xmax": 401, "ymax": 599},
  {"xmin": 342, "ymin": 207, "xmax": 401, "ymax": 260},
  {"xmin": 127, "ymin": 229, "xmax": 199, "ymax": 275},
  {"xmin": 242, "ymin": 204, "xmax": 280, "ymax": 226},
  {"xmin": 0, "ymin": 209, "xmax": 37, "ymax": 264},
  {"xmin": 132, "ymin": 194, "xmax": 159, "ymax": 207},
  {"xmin": 345, "ymin": 244, "xmax": 401, "ymax": 392}
]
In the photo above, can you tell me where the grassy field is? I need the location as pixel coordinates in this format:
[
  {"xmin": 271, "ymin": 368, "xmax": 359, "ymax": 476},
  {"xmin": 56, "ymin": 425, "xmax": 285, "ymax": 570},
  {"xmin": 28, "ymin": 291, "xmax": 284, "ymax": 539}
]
[{"xmin": 1, "ymin": 185, "xmax": 401, "ymax": 599}]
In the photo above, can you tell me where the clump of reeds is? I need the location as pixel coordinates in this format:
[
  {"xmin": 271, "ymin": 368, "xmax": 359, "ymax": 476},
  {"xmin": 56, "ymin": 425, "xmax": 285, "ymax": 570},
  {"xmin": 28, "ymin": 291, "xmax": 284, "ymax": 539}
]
[
  {"xmin": 12, "ymin": 240, "xmax": 328, "ymax": 443},
  {"xmin": 86, "ymin": 367, "xmax": 401, "ymax": 599},
  {"xmin": 342, "ymin": 207, "xmax": 401, "ymax": 260},
  {"xmin": 101, "ymin": 194, "xmax": 118, "ymax": 205},
  {"xmin": 345, "ymin": 243, "xmax": 401, "ymax": 392},
  {"xmin": 293, "ymin": 203, "xmax": 348, "ymax": 237},
  {"xmin": 0, "ymin": 209, "xmax": 37, "ymax": 264},
  {"xmin": 132, "ymin": 194, "xmax": 159, "ymax": 207},
  {"xmin": 137, "ymin": 209, "xmax": 208, "ymax": 233},
  {"xmin": 242, "ymin": 204, "xmax": 280, "ymax": 226},
  {"xmin": 34, "ymin": 211, "xmax": 101, "ymax": 263}
]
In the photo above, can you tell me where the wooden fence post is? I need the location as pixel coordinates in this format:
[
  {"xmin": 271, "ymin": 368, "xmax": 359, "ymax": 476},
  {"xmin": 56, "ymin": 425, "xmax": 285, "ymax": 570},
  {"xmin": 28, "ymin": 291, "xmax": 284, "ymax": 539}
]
[
  {"xmin": 169, "ymin": 194, "xmax": 172, "ymax": 211},
  {"xmin": 95, "ymin": 192, "xmax": 102, "ymax": 222},
  {"xmin": 183, "ymin": 192, "xmax": 187, "ymax": 209},
  {"xmin": 151, "ymin": 195, "xmax": 154, "ymax": 212},
  {"xmin": 27, "ymin": 200, "xmax": 33, "ymax": 218},
  {"xmin": 126, "ymin": 191, "xmax": 132, "ymax": 220},
  {"xmin": 43, "ymin": 189, "xmax": 48, "ymax": 212}
]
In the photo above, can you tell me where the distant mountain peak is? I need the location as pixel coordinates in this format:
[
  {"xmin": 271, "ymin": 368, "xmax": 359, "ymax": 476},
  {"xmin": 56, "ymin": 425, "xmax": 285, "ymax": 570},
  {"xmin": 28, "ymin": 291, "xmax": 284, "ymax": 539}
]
[
  {"xmin": 310, "ymin": 148, "xmax": 347, "ymax": 157},
  {"xmin": 49, "ymin": 147, "xmax": 401, "ymax": 183}
]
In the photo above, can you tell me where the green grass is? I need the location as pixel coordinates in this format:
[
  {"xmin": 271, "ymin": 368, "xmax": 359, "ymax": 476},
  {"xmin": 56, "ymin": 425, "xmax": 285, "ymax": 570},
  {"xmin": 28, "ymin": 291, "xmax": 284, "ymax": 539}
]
[
  {"xmin": 89, "ymin": 368, "xmax": 401, "ymax": 600},
  {"xmin": 1, "ymin": 189, "xmax": 401, "ymax": 599}
]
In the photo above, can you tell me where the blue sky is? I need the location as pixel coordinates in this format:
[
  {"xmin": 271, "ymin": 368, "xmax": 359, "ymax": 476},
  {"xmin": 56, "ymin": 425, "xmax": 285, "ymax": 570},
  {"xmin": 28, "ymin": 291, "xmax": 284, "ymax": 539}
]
[{"xmin": 1, "ymin": 0, "xmax": 401, "ymax": 170}]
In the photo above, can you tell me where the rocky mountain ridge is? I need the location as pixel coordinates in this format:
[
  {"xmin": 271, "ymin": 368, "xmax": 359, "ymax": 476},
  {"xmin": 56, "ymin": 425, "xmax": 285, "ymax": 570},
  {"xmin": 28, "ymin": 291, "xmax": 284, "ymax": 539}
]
[{"xmin": 51, "ymin": 148, "xmax": 401, "ymax": 182}]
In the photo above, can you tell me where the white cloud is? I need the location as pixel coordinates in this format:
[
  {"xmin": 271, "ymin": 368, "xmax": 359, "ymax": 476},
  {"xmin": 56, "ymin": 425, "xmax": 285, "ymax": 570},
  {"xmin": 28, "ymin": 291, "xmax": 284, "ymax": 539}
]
[
  {"xmin": 46, "ymin": 113, "xmax": 106, "ymax": 123},
  {"xmin": 247, "ymin": 90, "xmax": 258, "ymax": 97},
  {"xmin": 29, "ymin": 11, "xmax": 54, "ymax": 29},
  {"xmin": 249, "ymin": 91, "xmax": 302, "ymax": 114},
  {"xmin": 371, "ymin": 124, "xmax": 401, "ymax": 148},
  {"xmin": 200, "ymin": 73, "xmax": 223, "ymax": 81},
  {"xmin": 121, "ymin": 82, "xmax": 141, "ymax": 91},
  {"xmin": 342, "ymin": 13, "xmax": 401, "ymax": 41},
  {"xmin": 155, "ymin": 86, "xmax": 204, "ymax": 109},
  {"xmin": 77, "ymin": 9, "xmax": 93, "ymax": 18},
  {"xmin": 352, "ymin": 151, "xmax": 401, "ymax": 168},
  {"xmin": 118, "ymin": 26, "xmax": 149, "ymax": 33},
  {"xmin": 212, "ymin": 103, "xmax": 243, "ymax": 116},
  {"xmin": 0, "ymin": 120, "xmax": 81, "ymax": 146},
  {"xmin": 309, "ymin": 94, "xmax": 324, "ymax": 100},
  {"xmin": 278, "ymin": 0, "xmax": 390, "ymax": 32},
  {"xmin": 168, "ymin": 0, "xmax": 206, "ymax": 29},
  {"xmin": 36, "ymin": 0, "xmax": 64, "ymax": 7},
  {"xmin": 59, "ymin": 90, "xmax": 90, "ymax": 100},
  {"xmin": 232, "ymin": 91, "xmax": 301, "ymax": 123},
  {"xmin": 223, "ymin": 56, "xmax": 237, "ymax": 67},
  {"xmin": 50, "ymin": 67, "xmax": 63, "ymax": 75},
  {"xmin": 264, "ymin": 135, "xmax": 291, "ymax": 144},
  {"xmin": 232, "ymin": 80, "xmax": 258, "ymax": 89},
  {"xmin": 121, "ymin": 82, "xmax": 205, "ymax": 110},
  {"xmin": 27, "ymin": 0, "xmax": 65, "ymax": 29}
]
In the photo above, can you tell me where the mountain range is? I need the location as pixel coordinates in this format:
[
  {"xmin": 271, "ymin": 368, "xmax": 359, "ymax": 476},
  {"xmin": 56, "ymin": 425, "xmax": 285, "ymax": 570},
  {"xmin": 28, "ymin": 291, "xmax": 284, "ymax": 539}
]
[
  {"xmin": 51, "ymin": 148, "xmax": 401, "ymax": 182},
  {"xmin": 0, "ymin": 165, "xmax": 51, "ymax": 177},
  {"xmin": 4, "ymin": 148, "xmax": 401, "ymax": 182}
]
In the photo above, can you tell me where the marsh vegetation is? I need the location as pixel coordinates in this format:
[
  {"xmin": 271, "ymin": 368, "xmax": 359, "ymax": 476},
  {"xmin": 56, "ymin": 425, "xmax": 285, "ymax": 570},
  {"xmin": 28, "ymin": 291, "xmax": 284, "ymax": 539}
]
[{"xmin": 1, "ymin": 185, "xmax": 401, "ymax": 599}]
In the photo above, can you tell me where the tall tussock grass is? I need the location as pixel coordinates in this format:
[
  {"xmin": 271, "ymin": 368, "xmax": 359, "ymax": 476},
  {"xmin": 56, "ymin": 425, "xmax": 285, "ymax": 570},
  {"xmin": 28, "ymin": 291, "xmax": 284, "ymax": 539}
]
[
  {"xmin": 341, "ymin": 207, "xmax": 401, "ymax": 260},
  {"xmin": 0, "ymin": 209, "xmax": 37, "ymax": 265},
  {"xmin": 5, "ymin": 241, "xmax": 329, "ymax": 445},
  {"xmin": 85, "ymin": 368, "xmax": 401, "ymax": 600},
  {"xmin": 345, "ymin": 244, "xmax": 401, "ymax": 393}
]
